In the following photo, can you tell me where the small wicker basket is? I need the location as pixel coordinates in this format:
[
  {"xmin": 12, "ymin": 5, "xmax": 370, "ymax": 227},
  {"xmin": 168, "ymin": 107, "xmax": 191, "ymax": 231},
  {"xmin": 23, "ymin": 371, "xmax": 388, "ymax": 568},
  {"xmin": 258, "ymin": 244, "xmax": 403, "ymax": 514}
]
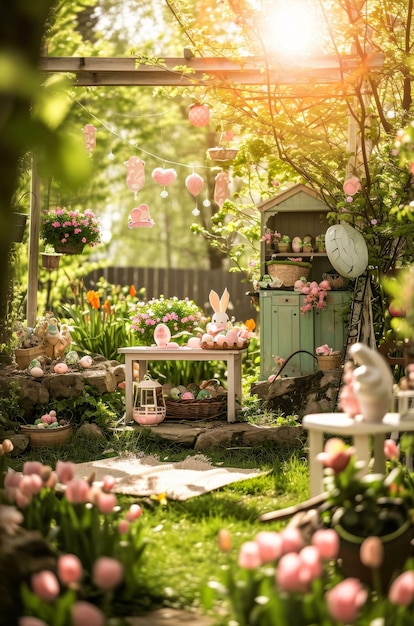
[
  {"xmin": 267, "ymin": 261, "xmax": 312, "ymax": 287},
  {"xmin": 165, "ymin": 394, "xmax": 227, "ymax": 420},
  {"xmin": 206, "ymin": 148, "xmax": 238, "ymax": 161},
  {"xmin": 20, "ymin": 424, "xmax": 72, "ymax": 448}
]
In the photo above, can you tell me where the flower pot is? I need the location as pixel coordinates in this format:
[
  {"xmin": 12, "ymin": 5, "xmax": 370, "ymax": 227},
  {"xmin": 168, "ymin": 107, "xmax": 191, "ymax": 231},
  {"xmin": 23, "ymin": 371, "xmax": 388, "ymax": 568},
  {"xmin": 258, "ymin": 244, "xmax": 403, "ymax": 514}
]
[
  {"xmin": 14, "ymin": 346, "xmax": 44, "ymax": 370},
  {"xmin": 41, "ymin": 253, "xmax": 62, "ymax": 271},
  {"xmin": 12, "ymin": 212, "xmax": 27, "ymax": 243},
  {"xmin": 278, "ymin": 243, "xmax": 291, "ymax": 253},
  {"xmin": 54, "ymin": 242, "xmax": 85, "ymax": 255},
  {"xmin": 317, "ymin": 355, "xmax": 341, "ymax": 370},
  {"xmin": 336, "ymin": 519, "xmax": 413, "ymax": 592}
]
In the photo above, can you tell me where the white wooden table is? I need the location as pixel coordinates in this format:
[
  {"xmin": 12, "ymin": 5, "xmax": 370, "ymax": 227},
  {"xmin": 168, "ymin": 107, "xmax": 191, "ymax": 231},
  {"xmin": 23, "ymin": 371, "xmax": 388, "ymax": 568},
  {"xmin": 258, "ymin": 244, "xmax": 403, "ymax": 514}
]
[
  {"xmin": 118, "ymin": 346, "xmax": 245, "ymax": 424},
  {"xmin": 302, "ymin": 412, "xmax": 414, "ymax": 497}
]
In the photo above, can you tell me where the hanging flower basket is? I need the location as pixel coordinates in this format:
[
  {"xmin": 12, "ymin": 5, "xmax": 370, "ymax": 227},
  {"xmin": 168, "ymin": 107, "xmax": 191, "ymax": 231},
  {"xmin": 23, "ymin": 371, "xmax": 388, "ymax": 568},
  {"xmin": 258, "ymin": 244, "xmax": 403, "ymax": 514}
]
[
  {"xmin": 40, "ymin": 206, "xmax": 101, "ymax": 254},
  {"xmin": 206, "ymin": 148, "xmax": 238, "ymax": 162}
]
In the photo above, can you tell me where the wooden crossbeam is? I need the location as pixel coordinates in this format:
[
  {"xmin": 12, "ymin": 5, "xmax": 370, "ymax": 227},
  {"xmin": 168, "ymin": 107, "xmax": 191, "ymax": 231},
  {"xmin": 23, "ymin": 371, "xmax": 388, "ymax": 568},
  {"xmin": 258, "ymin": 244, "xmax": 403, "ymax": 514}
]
[{"xmin": 39, "ymin": 54, "xmax": 384, "ymax": 87}]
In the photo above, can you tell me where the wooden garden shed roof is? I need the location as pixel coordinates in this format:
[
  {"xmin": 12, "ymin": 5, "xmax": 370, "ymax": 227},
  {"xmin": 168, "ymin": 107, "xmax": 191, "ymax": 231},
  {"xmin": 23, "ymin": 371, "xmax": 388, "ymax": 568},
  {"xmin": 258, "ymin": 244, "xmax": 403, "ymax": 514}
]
[{"xmin": 258, "ymin": 184, "xmax": 326, "ymax": 214}]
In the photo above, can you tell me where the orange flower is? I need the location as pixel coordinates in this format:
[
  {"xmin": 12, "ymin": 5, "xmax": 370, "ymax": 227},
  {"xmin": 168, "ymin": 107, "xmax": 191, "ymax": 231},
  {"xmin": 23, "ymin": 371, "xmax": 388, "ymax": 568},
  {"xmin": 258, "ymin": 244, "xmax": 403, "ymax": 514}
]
[
  {"xmin": 87, "ymin": 290, "xmax": 100, "ymax": 309},
  {"xmin": 245, "ymin": 318, "xmax": 256, "ymax": 332},
  {"xmin": 129, "ymin": 285, "xmax": 137, "ymax": 297},
  {"xmin": 103, "ymin": 299, "xmax": 112, "ymax": 314}
]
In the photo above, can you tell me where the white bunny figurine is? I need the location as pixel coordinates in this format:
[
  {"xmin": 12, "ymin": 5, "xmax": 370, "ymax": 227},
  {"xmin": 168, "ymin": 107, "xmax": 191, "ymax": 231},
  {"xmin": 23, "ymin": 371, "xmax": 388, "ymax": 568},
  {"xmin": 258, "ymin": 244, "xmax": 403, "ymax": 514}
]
[{"xmin": 206, "ymin": 288, "xmax": 230, "ymax": 335}]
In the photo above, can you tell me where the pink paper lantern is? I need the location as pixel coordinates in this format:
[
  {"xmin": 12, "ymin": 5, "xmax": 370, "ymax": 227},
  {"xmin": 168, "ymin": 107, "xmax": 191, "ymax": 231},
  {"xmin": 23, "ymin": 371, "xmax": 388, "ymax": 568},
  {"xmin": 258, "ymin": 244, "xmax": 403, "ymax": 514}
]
[
  {"xmin": 185, "ymin": 173, "xmax": 204, "ymax": 197},
  {"xmin": 343, "ymin": 176, "xmax": 361, "ymax": 196},
  {"xmin": 83, "ymin": 124, "xmax": 96, "ymax": 153},
  {"xmin": 188, "ymin": 103, "xmax": 211, "ymax": 127}
]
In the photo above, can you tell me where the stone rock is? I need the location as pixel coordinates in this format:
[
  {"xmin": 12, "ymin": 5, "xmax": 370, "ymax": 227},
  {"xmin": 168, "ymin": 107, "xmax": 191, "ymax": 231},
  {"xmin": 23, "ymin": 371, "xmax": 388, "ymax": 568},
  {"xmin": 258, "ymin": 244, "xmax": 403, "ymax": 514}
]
[{"xmin": 76, "ymin": 422, "xmax": 106, "ymax": 440}]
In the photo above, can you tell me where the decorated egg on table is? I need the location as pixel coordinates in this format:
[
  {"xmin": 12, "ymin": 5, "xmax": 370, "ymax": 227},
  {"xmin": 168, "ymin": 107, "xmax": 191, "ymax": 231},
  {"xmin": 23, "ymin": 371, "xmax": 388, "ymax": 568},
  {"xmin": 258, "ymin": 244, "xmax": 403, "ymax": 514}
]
[
  {"xmin": 65, "ymin": 350, "xmax": 79, "ymax": 366},
  {"xmin": 54, "ymin": 362, "xmax": 69, "ymax": 374},
  {"xmin": 214, "ymin": 333, "xmax": 226, "ymax": 347},
  {"xmin": 79, "ymin": 355, "xmax": 93, "ymax": 368},
  {"xmin": 187, "ymin": 336, "xmax": 201, "ymax": 348},
  {"xmin": 225, "ymin": 329, "xmax": 239, "ymax": 346}
]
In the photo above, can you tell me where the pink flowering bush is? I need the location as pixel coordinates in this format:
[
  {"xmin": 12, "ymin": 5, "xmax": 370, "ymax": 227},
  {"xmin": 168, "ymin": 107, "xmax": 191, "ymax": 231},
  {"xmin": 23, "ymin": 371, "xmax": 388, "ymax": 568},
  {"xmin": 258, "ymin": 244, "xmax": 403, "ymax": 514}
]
[
  {"xmin": 40, "ymin": 206, "xmax": 101, "ymax": 250},
  {"xmin": 204, "ymin": 438, "xmax": 414, "ymax": 625},
  {"xmin": 294, "ymin": 278, "xmax": 332, "ymax": 315},
  {"xmin": 130, "ymin": 295, "xmax": 207, "ymax": 346},
  {"xmin": 0, "ymin": 448, "xmax": 148, "ymax": 625}
]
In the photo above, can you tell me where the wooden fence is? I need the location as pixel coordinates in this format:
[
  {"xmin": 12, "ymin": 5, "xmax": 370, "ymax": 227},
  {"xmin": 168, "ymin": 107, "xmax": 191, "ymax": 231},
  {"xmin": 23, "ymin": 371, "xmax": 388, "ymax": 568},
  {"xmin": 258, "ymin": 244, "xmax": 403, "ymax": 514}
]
[{"xmin": 85, "ymin": 267, "xmax": 258, "ymax": 323}]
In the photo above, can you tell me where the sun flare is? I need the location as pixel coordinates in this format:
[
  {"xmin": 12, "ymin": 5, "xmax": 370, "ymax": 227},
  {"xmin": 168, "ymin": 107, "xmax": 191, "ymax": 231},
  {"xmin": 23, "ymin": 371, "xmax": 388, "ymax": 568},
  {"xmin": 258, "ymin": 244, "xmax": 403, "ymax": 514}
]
[{"xmin": 260, "ymin": 1, "xmax": 323, "ymax": 57}]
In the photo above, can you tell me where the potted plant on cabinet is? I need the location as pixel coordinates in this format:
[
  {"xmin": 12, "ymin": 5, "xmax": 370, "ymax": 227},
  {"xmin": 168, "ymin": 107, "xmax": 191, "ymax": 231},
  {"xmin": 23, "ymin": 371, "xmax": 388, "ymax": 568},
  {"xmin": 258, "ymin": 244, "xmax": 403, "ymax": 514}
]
[{"xmin": 278, "ymin": 234, "xmax": 291, "ymax": 253}]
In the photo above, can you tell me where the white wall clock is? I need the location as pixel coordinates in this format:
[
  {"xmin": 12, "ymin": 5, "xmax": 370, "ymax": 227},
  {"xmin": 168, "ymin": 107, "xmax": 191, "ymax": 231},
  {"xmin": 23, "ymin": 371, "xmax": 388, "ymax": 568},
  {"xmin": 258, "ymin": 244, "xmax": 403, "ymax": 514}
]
[{"xmin": 325, "ymin": 223, "xmax": 368, "ymax": 278}]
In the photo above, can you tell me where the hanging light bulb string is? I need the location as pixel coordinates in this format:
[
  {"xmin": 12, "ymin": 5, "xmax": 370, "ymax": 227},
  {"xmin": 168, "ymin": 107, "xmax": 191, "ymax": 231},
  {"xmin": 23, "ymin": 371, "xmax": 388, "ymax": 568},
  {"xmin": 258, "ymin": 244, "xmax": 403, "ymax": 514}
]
[{"xmin": 75, "ymin": 99, "xmax": 219, "ymax": 173}]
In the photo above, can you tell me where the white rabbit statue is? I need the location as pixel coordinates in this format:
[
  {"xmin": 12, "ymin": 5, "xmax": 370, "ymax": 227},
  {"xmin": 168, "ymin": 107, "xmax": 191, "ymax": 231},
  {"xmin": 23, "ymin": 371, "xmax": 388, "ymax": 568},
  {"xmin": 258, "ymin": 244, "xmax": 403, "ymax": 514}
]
[{"xmin": 206, "ymin": 288, "xmax": 230, "ymax": 336}]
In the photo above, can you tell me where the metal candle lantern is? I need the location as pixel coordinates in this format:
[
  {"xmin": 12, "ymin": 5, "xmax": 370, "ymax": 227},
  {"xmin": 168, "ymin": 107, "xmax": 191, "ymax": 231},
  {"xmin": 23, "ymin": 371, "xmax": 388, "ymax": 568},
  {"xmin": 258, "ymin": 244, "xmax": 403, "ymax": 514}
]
[{"xmin": 133, "ymin": 378, "xmax": 166, "ymax": 425}]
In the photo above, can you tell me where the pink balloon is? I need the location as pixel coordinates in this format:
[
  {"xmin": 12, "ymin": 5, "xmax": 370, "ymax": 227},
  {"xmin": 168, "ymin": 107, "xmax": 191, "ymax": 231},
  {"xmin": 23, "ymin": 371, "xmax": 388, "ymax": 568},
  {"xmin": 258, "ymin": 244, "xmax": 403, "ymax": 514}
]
[
  {"xmin": 185, "ymin": 173, "xmax": 204, "ymax": 197},
  {"xmin": 151, "ymin": 167, "xmax": 177, "ymax": 186}
]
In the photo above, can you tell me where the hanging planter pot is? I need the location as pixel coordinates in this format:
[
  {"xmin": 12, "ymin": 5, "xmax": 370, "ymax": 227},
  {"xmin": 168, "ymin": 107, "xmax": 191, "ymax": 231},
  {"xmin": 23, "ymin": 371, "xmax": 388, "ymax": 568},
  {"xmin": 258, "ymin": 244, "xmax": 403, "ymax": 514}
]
[
  {"xmin": 12, "ymin": 212, "xmax": 28, "ymax": 243},
  {"xmin": 206, "ymin": 147, "xmax": 238, "ymax": 162},
  {"xmin": 41, "ymin": 252, "xmax": 62, "ymax": 271}
]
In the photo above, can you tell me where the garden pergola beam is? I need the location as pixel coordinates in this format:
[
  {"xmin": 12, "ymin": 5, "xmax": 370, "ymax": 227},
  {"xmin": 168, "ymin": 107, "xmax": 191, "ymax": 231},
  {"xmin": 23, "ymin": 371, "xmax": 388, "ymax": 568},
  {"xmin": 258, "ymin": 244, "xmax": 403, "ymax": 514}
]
[{"xmin": 39, "ymin": 53, "xmax": 384, "ymax": 87}]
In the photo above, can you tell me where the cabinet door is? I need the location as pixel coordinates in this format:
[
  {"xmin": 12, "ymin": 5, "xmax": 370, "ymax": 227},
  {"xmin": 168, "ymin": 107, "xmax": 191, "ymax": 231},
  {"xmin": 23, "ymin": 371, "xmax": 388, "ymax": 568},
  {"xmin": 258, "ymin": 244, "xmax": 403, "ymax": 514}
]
[{"xmin": 313, "ymin": 292, "xmax": 348, "ymax": 354}]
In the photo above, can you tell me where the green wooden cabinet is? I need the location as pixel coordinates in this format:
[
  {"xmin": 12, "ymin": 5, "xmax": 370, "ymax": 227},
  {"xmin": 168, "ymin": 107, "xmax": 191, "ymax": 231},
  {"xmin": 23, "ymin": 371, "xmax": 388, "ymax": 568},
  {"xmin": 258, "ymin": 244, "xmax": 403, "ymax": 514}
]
[{"xmin": 259, "ymin": 290, "xmax": 349, "ymax": 379}]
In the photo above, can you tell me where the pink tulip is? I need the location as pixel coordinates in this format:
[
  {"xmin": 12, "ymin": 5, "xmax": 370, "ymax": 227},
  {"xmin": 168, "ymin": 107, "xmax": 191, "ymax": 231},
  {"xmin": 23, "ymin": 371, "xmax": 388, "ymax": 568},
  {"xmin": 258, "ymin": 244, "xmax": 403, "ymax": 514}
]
[
  {"xmin": 96, "ymin": 492, "xmax": 117, "ymax": 514},
  {"xmin": 65, "ymin": 478, "xmax": 90, "ymax": 504},
  {"xmin": 31, "ymin": 570, "xmax": 60, "ymax": 602},
  {"xmin": 1, "ymin": 438, "xmax": 13, "ymax": 454},
  {"xmin": 71, "ymin": 601, "xmax": 105, "ymax": 626},
  {"xmin": 23, "ymin": 461, "xmax": 43, "ymax": 476},
  {"xmin": 57, "ymin": 554, "xmax": 83, "ymax": 585},
  {"xmin": 102, "ymin": 474, "xmax": 116, "ymax": 492},
  {"xmin": 360, "ymin": 536, "xmax": 384, "ymax": 569},
  {"xmin": 384, "ymin": 438, "xmax": 400, "ymax": 460},
  {"xmin": 237, "ymin": 541, "xmax": 262, "ymax": 569},
  {"xmin": 92, "ymin": 557, "xmax": 124, "ymax": 590},
  {"xmin": 15, "ymin": 491, "xmax": 31, "ymax": 508},
  {"xmin": 317, "ymin": 438, "xmax": 353, "ymax": 474},
  {"xmin": 255, "ymin": 531, "xmax": 283, "ymax": 562},
  {"xmin": 276, "ymin": 552, "xmax": 307, "ymax": 593},
  {"xmin": 326, "ymin": 578, "xmax": 367, "ymax": 622},
  {"xmin": 19, "ymin": 618, "xmax": 48, "ymax": 626},
  {"xmin": 118, "ymin": 519, "xmax": 130, "ymax": 534},
  {"xmin": 56, "ymin": 460, "xmax": 75, "ymax": 484},
  {"xmin": 280, "ymin": 527, "xmax": 304, "ymax": 554},
  {"xmin": 19, "ymin": 474, "xmax": 43, "ymax": 496},
  {"xmin": 125, "ymin": 503, "xmax": 143, "ymax": 522},
  {"xmin": 299, "ymin": 545, "xmax": 322, "ymax": 580},
  {"xmin": 311, "ymin": 529, "xmax": 340, "ymax": 560},
  {"xmin": 389, "ymin": 571, "xmax": 414, "ymax": 606}
]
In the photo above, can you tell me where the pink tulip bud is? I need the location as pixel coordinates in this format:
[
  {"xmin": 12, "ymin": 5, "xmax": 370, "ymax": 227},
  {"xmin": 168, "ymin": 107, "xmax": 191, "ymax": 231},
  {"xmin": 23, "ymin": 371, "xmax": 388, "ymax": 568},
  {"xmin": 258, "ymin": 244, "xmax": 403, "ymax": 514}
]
[
  {"xmin": 92, "ymin": 557, "xmax": 124, "ymax": 590},
  {"xmin": 280, "ymin": 527, "xmax": 304, "ymax": 554},
  {"xmin": 57, "ymin": 554, "xmax": 83, "ymax": 585},
  {"xmin": 23, "ymin": 461, "xmax": 43, "ymax": 476},
  {"xmin": 326, "ymin": 578, "xmax": 367, "ymax": 622},
  {"xmin": 125, "ymin": 503, "xmax": 143, "ymax": 522},
  {"xmin": 360, "ymin": 536, "xmax": 384, "ymax": 569},
  {"xmin": 1, "ymin": 438, "xmax": 13, "ymax": 454},
  {"xmin": 102, "ymin": 474, "xmax": 116, "ymax": 492},
  {"xmin": 384, "ymin": 438, "xmax": 400, "ymax": 460},
  {"xmin": 96, "ymin": 492, "xmax": 117, "ymax": 514},
  {"xmin": 237, "ymin": 541, "xmax": 262, "ymax": 569},
  {"xmin": 255, "ymin": 531, "xmax": 282, "ymax": 562},
  {"xmin": 65, "ymin": 478, "xmax": 90, "ymax": 504},
  {"xmin": 19, "ymin": 618, "xmax": 49, "ymax": 626},
  {"xmin": 31, "ymin": 570, "xmax": 60, "ymax": 602},
  {"xmin": 311, "ymin": 529, "xmax": 340, "ymax": 560},
  {"xmin": 56, "ymin": 460, "xmax": 75, "ymax": 484},
  {"xmin": 276, "ymin": 552, "xmax": 307, "ymax": 593},
  {"xmin": 118, "ymin": 519, "xmax": 130, "ymax": 534},
  {"xmin": 72, "ymin": 601, "xmax": 105, "ymax": 626},
  {"xmin": 389, "ymin": 571, "xmax": 414, "ymax": 606}
]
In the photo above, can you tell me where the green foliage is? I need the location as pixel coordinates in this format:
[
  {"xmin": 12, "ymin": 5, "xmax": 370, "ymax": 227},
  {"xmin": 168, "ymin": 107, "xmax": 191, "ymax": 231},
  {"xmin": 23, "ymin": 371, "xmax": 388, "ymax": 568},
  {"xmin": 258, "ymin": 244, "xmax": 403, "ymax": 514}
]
[
  {"xmin": 59, "ymin": 278, "xmax": 140, "ymax": 361},
  {"xmin": 48, "ymin": 385, "xmax": 125, "ymax": 431}
]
